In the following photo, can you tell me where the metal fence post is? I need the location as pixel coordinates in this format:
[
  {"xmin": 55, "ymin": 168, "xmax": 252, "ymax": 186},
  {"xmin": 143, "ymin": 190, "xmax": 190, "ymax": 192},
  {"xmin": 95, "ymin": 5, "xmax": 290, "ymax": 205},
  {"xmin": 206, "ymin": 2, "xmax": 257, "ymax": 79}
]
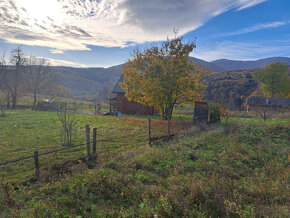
[
  {"xmin": 93, "ymin": 128, "xmax": 97, "ymax": 155},
  {"xmin": 85, "ymin": 125, "xmax": 91, "ymax": 157},
  {"xmin": 34, "ymin": 151, "xmax": 40, "ymax": 179},
  {"xmin": 148, "ymin": 118, "xmax": 151, "ymax": 146}
]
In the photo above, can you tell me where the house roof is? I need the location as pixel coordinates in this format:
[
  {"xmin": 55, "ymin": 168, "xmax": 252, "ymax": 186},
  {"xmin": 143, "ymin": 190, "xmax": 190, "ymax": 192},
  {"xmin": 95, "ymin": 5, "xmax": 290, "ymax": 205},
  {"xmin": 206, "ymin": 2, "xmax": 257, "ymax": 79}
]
[
  {"xmin": 247, "ymin": 96, "xmax": 290, "ymax": 107},
  {"xmin": 113, "ymin": 75, "xmax": 126, "ymax": 93}
]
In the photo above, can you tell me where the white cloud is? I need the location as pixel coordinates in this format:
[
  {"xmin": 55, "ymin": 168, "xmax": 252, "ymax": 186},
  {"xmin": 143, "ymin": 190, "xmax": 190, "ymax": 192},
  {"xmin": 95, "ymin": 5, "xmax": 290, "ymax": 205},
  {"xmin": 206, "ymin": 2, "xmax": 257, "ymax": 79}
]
[
  {"xmin": 50, "ymin": 49, "xmax": 64, "ymax": 54},
  {"xmin": 0, "ymin": 0, "xmax": 268, "ymax": 51},
  {"xmin": 193, "ymin": 40, "xmax": 290, "ymax": 61},
  {"xmin": 46, "ymin": 57, "xmax": 87, "ymax": 67},
  {"xmin": 216, "ymin": 21, "xmax": 290, "ymax": 37}
]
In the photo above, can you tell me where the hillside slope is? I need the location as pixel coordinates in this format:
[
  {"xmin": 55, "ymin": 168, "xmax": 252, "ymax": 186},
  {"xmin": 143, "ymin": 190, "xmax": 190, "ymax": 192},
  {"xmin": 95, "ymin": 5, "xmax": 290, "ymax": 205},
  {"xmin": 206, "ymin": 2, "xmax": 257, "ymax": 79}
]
[
  {"xmin": 190, "ymin": 57, "xmax": 225, "ymax": 72},
  {"xmin": 205, "ymin": 70, "xmax": 258, "ymax": 108},
  {"xmin": 51, "ymin": 65, "xmax": 123, "ymax": 95}
]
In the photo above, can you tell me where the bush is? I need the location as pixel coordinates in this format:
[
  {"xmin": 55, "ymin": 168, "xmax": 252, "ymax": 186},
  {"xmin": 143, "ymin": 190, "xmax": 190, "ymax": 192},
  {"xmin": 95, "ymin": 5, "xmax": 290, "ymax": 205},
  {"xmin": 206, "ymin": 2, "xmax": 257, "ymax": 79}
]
[{"xmin": 209, "ymin": 103, "xmax": 221, "ymax": 123}]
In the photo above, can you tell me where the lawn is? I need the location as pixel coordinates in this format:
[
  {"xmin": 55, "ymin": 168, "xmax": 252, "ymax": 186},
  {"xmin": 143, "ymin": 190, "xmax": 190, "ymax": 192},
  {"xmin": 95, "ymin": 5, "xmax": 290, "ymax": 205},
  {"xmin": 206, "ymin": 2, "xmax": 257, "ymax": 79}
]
[
  {"xmin": 0, "ymin": 110, "xmax": 289, "ymax": 217},
  {"xmin": 0, "ymin": 110, "xmax": 149, "ymax": 182}
]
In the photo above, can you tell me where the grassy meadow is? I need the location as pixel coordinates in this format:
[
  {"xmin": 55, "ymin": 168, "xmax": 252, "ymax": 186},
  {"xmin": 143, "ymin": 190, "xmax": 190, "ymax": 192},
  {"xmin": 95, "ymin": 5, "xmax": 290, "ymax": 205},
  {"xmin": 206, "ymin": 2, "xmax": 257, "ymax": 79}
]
[
  {"xmin": 0, "ymin": 109, "xmax": 289, "ymax": 217},
  {"xmin": 0, "ymin": 110, "xmax": 149, "ymax": 181}
]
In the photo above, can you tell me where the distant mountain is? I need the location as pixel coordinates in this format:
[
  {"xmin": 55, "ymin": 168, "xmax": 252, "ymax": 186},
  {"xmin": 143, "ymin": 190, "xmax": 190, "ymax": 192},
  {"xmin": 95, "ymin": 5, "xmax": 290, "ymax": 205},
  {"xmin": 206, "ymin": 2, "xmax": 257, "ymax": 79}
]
[
  {"xmin": 189, "ymin": 57, "xmax": 225, "ymax": 72},
  {"xmin": 50, "ymin": 58, "xmax": 225, "ymax": 96},
  {"xmin": 49, "ymin": 56, "xmax": 289, "ymax": 99},
  {"xmin": 50, "ymin": 65, "xmax": 122, "ymax": 95},
  {"xmin": 211, "ymin": 57, "xmax": 290, "ymax": 71}
]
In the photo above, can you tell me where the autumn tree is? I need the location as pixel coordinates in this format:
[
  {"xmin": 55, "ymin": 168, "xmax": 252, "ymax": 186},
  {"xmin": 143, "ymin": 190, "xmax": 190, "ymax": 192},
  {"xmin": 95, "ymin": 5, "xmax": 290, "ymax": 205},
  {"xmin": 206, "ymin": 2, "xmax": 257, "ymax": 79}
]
[
  {"xmin": 25, "ymin": 56, "xmax": 56, "ymax": 109},
  {"xmin": 254, "ymin": 62, "xmax": 290, "ymax": 98},
  {"xmin": 121, "ymin": 36, "xmax": 209, "ymax": 119}
]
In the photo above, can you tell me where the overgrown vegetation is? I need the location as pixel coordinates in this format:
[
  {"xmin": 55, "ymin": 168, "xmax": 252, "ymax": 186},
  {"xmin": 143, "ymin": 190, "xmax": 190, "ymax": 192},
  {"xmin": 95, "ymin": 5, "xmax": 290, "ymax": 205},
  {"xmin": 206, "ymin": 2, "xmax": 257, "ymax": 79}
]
[{"xmin": 0, "ymin": 110, "xmax": 289, "ymax": 217}]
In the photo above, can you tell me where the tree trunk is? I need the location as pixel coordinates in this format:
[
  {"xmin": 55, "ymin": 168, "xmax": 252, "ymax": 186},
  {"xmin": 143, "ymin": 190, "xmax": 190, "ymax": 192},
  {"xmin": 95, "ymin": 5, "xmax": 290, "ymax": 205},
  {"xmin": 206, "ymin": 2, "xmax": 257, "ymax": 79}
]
[
  {"xmin": 162, "ymin": 107, "xmax": 174, "ymax": 120},
  {"xmin": 32, "ymin": 93, "xmax": 37, "ymax": 110},
  {"xmin": 6, "ymin": 93, "xmax": 10, "ymax": 109},
  {"xmin": 12, "ymin": 95, "xmax": 17, "ymax": 109}
]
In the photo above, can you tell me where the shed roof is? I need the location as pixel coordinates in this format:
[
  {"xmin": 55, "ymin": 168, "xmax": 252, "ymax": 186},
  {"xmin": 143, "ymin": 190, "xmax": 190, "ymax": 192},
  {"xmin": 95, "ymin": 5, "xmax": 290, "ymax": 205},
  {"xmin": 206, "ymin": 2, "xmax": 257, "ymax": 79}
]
[
  {"xmin": 113, "ymin": 75, "xmax": 126, "ymax": 93},
  {"xmin": 247, "ymin": 96, "xmax": 290, "ymax": 107}
]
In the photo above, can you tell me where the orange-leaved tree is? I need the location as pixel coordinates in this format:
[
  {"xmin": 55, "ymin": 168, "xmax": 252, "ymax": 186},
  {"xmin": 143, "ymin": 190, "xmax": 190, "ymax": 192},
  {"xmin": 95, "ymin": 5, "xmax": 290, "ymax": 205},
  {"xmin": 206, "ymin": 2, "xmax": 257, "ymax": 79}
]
[{"xmin": 121, "ymin": 36, "xmax": 209, "ymax": 119}]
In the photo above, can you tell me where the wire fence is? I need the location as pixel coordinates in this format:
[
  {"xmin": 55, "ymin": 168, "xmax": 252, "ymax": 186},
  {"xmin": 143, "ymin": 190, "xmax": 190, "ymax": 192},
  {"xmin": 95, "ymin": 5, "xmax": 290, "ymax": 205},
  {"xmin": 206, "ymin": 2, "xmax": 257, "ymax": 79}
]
[
  {"xmin": 148, "ymin": 116, "xmax": 195, "ymax": 145},
  {"xmin": 0, "ymin": 125, "xmax": 97, "ymax": 183},
  {"xmin": 0, "ymin": 114, "xmax": 199, "ymax": 183}
]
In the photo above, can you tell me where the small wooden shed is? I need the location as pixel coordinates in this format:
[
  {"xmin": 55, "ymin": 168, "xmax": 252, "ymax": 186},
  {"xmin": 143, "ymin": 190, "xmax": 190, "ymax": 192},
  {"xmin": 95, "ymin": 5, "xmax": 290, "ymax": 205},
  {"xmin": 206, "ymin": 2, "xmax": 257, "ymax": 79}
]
[
  {"xmin": 110, "ymin": 75, "xmax": 158, "ymax": 115},
  {"xmin": 193, "ymin": 101, "xmax": 209, "ymax": 124}
]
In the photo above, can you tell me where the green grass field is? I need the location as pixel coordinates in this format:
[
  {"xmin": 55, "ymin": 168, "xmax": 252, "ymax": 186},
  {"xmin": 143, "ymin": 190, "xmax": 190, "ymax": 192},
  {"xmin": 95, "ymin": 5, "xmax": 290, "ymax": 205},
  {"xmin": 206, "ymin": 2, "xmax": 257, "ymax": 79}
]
[
  {"xmin": 0, "ymin": 110, "xmax": 289, "ymax": 217},
  {"xmin": 0, "ymin": 110, "xmax": 150, "ymax": 182}
]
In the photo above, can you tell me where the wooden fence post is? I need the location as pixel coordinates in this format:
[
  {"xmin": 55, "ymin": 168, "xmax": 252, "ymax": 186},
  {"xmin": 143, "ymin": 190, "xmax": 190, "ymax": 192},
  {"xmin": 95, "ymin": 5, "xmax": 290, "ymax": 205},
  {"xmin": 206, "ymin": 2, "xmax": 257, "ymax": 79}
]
[
  {"xmin": 93, "ymin": 128, "xmax": 97, "ymax": 155},
  {"xmin": 34, "ymin": 151, "xmax": 40, "ymax": 179},
  {"xmin": 85, "ymin": 125, "xmax": 91, "ymax": 157},
  {"xmin": 148, "ymin": 118, "xmax": 151, "ymax": 146},
  {"xmin": 179, "ymin": 116, "xmax": 183, "ymax": 130},
  {"xmin": 168, "ymin": 118, "xmax": 171, "ymax": 138}
]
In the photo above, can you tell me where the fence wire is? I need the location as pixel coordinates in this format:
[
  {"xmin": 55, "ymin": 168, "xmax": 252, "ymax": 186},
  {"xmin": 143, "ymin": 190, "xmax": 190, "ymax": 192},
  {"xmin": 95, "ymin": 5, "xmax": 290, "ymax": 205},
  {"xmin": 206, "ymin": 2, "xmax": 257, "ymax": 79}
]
[
  {"xmin": 0, "ymin": 114, "xmax": 196, "ymax": 183},
  {"xmin": 149, "ymin": 115, "xmax": 195, "ymax": 144}
]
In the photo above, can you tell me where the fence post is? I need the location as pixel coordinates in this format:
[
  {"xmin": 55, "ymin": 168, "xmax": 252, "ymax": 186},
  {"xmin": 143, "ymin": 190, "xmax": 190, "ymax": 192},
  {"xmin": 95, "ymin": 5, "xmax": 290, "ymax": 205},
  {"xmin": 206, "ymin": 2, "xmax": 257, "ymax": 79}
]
[
  {"xmin": 148, "ymin": 118, "xmax": 151, "ymax": 146},
  {"xmin": 85, "ymin": 125, "xmax": 91, "ymax": 157},
  {"xmin": 34, "ymin": 151, "xmax": 40, "ymax": 179},
  {"xmin": 168, "ymin": 118, "xmax": 171, "ymax": 138},
  {"xmin": 93, "ymin": 128, "xmax": 97, "ymax": 155},
  {"xmin": 179, "ymin": 116, "xmax": 183, "ymax": 130}
]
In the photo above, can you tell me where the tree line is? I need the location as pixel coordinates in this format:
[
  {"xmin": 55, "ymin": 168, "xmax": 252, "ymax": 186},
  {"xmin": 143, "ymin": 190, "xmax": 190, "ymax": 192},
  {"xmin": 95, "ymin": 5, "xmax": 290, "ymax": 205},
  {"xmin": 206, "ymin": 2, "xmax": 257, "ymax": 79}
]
[{"xmin": 0, "ymin": 46, "xmax": 57, "ymax": 110}]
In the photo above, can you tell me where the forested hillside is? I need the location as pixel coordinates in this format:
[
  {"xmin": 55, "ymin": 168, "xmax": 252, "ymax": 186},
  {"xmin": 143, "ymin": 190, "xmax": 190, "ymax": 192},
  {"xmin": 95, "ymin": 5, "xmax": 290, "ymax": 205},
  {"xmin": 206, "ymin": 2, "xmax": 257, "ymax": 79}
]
[
  {"xmin": 49, "ymin": 57, "xmax": 289, "ymax": 107},
  {"xmin": 205, "ymin": 70, "xmax": 258, "ymax": 108}
]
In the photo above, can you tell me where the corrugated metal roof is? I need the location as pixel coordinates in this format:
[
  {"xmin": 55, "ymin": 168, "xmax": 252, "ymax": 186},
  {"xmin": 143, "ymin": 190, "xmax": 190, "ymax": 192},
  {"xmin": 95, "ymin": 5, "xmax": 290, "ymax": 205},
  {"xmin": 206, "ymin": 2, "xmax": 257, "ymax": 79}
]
[
  {"xmin": 113, "ymin": 75, "xmax": 126, "ymax": 93},
  {"xmin": 248, "ymin": 96, "xmax": 290, "ymax": 107}
]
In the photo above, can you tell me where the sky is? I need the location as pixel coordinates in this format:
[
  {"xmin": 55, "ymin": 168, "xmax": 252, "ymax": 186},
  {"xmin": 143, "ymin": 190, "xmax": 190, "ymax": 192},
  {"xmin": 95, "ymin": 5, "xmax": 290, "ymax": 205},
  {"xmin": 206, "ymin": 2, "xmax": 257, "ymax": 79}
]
[{"xmin": 0, "ymin": 0, "xmax": 289, "ymax": 68}]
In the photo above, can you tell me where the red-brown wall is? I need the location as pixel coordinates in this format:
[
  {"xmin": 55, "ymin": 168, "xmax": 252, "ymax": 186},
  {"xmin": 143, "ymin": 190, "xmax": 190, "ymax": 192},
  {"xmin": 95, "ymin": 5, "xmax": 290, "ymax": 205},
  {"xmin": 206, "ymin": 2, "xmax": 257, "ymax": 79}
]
[{"xmin": 116, "ymin": 93, "xmax": 158, "ymax": 115}]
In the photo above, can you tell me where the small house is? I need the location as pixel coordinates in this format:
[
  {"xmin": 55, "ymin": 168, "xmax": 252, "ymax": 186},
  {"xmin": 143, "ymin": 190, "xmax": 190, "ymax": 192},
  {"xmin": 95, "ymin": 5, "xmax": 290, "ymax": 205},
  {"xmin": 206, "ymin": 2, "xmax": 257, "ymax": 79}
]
[
  {"xmin": 110, "ymin": 75, "xmax": 158, "ymax": 115},
  {"xmin": 247, "ymin": 96, "xmax": 290, "ymax": 112}
]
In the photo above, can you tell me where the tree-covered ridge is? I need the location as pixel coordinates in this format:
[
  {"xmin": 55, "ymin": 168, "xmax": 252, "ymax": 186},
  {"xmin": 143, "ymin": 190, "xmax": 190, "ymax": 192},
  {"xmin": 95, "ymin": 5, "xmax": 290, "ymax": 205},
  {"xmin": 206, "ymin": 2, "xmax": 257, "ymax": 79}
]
[{"xmin": 205, "ymin": 70, "xmax": 259, "ymax": 109}]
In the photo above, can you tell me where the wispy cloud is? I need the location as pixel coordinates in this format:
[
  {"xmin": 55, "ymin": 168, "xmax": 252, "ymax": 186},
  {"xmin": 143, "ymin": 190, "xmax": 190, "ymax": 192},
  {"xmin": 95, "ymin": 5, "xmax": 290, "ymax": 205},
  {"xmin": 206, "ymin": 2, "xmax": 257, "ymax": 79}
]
[
  {"xmin": 49, "ymin": 49, "xmax": 64, "ymax": 54},
  {"xmin": 193, "ymin": 40, "xmax": 290, "ymax": 61},
  {"xmin": 23, "ymin": 55, "xmax": 86, "ymax": 67},
  {"xmin": 216, "ymin": 21, "xmax": 290, "ymax": 37},
  {"xmin": 45, "ymin": 57, "xmax": 87, "ymax": 68},
  {"xmin": 237, "ymin": 0, "xmax": 268, "ymax": 11},
  {"xmin": 0, "ymin": 0, "xmax": 268, "ymax": 51}
]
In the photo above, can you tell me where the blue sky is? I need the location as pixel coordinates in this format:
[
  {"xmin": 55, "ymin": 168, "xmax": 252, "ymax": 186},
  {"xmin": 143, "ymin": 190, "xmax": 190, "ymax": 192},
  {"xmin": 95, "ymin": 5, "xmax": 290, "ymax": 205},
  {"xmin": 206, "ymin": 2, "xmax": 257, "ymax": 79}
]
[{"xmin": 0, "ymin": 0, "xmax": 289, "ymax": 67}]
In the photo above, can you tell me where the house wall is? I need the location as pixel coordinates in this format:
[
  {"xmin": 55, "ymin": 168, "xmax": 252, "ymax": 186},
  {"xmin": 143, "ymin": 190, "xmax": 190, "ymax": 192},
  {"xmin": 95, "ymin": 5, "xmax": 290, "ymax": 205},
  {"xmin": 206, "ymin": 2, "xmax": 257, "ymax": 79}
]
[
  {"xmin": 247, "ymin": 105, "xmax": 289, "ymax": 112},
  {"xmin": 116, "ymin": 93, "xmax": 158, "ymax": 115}
]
